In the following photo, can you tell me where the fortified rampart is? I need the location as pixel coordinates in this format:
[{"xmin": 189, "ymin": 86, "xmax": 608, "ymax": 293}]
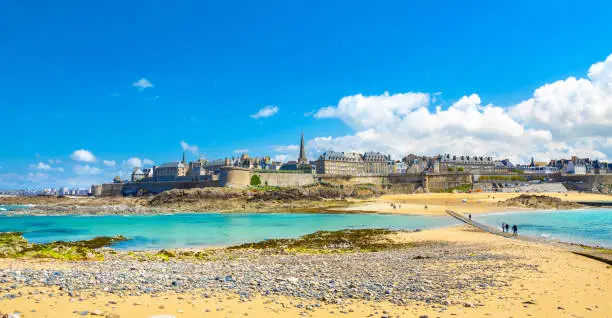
[
  {"xmin": 96, "ymin": 168, "xmax": 545, "ymax": 197},
  {"xmin": 219, "ymin": 167, "xmax": 251, "ymax": 188},
  {"xmin": 423, "ymin": 172, "xmax": 473, "ymax": 192},
  {"xmin": 256, "ymin": 172, "xmax": 316, "ymax": 187}
]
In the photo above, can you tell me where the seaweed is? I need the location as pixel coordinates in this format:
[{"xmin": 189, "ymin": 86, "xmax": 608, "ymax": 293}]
[
  {"xmin": 0, "ymin": 232, "xmax": 127, "ymax": 260},
  {"xmin": 228, "ymin": 228, "xmax": 420, "ymax": 253}
]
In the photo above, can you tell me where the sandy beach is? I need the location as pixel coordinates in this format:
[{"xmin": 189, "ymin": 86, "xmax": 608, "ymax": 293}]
[
  {"xmin": 1, "ymin": 225, "xmax": 611, "ymax": 318},
  {"xmin": 337, "ymin": 192, "xmax": 612, "ymax": 216}
]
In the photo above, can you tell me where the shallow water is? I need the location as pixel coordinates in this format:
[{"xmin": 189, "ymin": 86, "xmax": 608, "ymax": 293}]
[
  {"xmin": 476, "ymin": 209, "xmax": 612, "ymax": 248},
  {"xmin": 0, "ymin": 209, "xmax": 459, "ymax": 250}
]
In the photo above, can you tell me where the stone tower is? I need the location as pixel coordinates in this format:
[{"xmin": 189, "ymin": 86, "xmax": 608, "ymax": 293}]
[{"xmin": 297, "ymin": 131, "xmax": 308, "ymax": 165}]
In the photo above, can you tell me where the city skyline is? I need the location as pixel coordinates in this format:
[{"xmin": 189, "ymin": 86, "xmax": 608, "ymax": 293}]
[{"xmin": 2, "ymin": 1, "xmax": 612, "ymax": 189}]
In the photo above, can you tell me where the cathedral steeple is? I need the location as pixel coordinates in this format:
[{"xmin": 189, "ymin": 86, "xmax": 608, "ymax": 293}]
[
  {"xmin": 298, "ymin": 130, "xmax": 308, "ymax": 165},
  {"xmin": 182, "ymin": 151, "xmax": 186, "ymax": 164}
]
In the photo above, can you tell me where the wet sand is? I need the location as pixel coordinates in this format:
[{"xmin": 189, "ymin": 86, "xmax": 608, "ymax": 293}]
[{"xmin": 337, "ymin": 192, "xmax": 612, "ymax": 216}]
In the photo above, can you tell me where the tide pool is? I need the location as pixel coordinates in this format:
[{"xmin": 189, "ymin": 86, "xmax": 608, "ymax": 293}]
[
  {"xmin": 475, "ymin": 209, "xmax": 612, "ymax": 248},
  {"xmin": 0, "ymin": 211, "xmax": 459, "ymax": 250}
]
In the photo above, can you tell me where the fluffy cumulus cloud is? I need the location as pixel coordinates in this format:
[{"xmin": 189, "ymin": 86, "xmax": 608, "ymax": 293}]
[
  {"xmin": 30, "ymin": 162, "xmax": 51, "ymax": 170},
  {"xmin": 250, "ymin": 105, "xmax": 279, "ymax": 119},
  {"xmin": 270, "ymin": 145, "xmax": 300, "ymax": 163},
  {"xmin": 29, "ymin": 162, "xmax": 64, "ymax": 172},
  {"xmin": 71, "ymin": 149, "xmax": 96, "ymax": 163},
  {"xmin": 102, "ymin": 160, "xmax": 116, "ymax": 167},
  {"xmin": 125, "ymin": 157, "xmax": 142, "ymax": 168},
  {"xmin": 132, "ymin": 78, "xmax": 153, "ymax": 91},
  {"xmin": 73, "ymin": 164, "xmax": 101, "ymax": 175},
  {"xmin": 180, "ymin": 141, "xmax": 199, "ymax": 155},
  {"xmin": 143, "ymin": 158, "xmax": 154, "ymax": 166},
  {"xmin": 311, "ymin": 53, "xmax": 612, "ymax": 163}
]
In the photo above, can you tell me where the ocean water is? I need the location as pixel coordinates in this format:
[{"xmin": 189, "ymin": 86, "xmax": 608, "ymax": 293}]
[
  {"xmin": 0, "ymin": 210, "xmax": 459, "ymax": 250},
  {"xmin": 476, "ymin": 209, "xmax": 612, "ymax": 248}
]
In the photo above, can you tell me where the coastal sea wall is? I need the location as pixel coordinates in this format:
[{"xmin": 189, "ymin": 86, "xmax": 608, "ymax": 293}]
[
  {"xmin": 256, "ymin": 172, "xmax": 316, "ymax": 187},
  {"xmin": 423, "ymin": 172, "xmax": 473, "ymax": 192}
]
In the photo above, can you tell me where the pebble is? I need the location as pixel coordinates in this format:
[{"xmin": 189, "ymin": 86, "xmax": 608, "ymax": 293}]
[{"xmin": 0, "ymin": 243, "xmax": 530, "ymax": 310}]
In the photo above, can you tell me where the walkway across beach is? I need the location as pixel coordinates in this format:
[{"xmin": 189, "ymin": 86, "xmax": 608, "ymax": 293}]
[{"xmin": 446, "ymin": 209, "xmax": 612, "ymax": 265}]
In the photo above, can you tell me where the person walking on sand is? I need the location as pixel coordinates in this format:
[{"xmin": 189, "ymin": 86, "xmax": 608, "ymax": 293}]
[
  {"xmin": 468, "ymin": 214, "xmax": 472, "ymax": 220},
  {"xmin": 505, "ymin": 223, "xmax": 510, "ymax": 233},
  {"xmin": 512, "ymin": 224, "xmax": 518, "ymax": 237},
  {"xmin": 501, "ymin": 222, "xmax": 506, "ymax": 232}
]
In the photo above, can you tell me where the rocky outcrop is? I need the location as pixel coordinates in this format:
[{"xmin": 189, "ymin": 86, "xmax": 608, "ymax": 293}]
[
  {"xmin": 497, "ymin": 194, "xmax": 584, "ymax": 210},
  {"xmin": 147, "ymin": 185, "xmax": 384, "ymax": 207}
]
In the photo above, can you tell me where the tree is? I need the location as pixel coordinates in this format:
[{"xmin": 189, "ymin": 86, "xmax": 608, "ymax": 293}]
[
  {"xmin": 113, "ymin": 176, "xmax": 123, "ymax": 183},
  {"xmin": 250, "ymin": 174, "xmax": 261, "ymax": 186},
  {"xmin": 457, "ymin": 167, "xmax": 464, "ymax": 172},
  {"xmin": 447, "ymin": 167, "xmax": 454, "ymax": 172}
]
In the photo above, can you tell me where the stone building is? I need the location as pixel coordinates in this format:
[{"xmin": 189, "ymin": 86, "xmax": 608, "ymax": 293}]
[
  {"xmin": 316, "ymin": 151, "xmax": 392, "ymax": 176},
  {"xmin": 131, "ymin": 168, "xmax": 145, "ymax": 182},
  {"xmin": 316, "ymin": 151, "xmax": 364, "ymax": 175},
  {"xmin": 438, "ymin": 154, "xmax": 495, "ymax": 174},
  {"xmin": 154, "ymin": 161, "xmax": 187, "ymax": 180},
  {"xmin": 363, "ymin": 151, "xmax": 391, "ymax": 174},
  {"xmin": 402, "ymin": 154, "xmax": 437, "ymax": 173}
]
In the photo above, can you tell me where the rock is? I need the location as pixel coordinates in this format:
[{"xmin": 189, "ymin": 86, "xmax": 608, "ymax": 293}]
[
  {"xmin": 91, "ymin": 310, "xmax": 104, "ymax": 316},
  {"xmin": 464, "ymin": 303, "xmax": 475, "ymax": 308}
]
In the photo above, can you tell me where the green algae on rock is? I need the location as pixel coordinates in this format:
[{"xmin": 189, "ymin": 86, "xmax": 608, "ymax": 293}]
[
  {"xmin": 228, "ymin": 228, "xmax": 425, "ymax": 253},
  {"xmin": 0, "ymin": 232, "xmax": 127, "ymax": 260}
]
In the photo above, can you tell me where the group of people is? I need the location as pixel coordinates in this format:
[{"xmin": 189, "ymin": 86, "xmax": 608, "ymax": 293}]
[
  {"xmin": 389, "ymin": 203, "xmax": 401, "ymax": 209},
  {"xmin": 501, "ymin": 222, "xmax": 518, "ymax": 236}
]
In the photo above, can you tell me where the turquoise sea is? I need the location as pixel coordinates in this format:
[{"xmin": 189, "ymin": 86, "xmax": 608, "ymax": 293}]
[
  {"xmin": 1, "ymin": 205, "xmax": 610, "ymax": 249},
  {"xmin": 476, "ymin": 209, "xmax": 612, "ymax": 248},
  {"xmin": 0, "ymin": 208, "xmax": 458, "ymax": 250}
]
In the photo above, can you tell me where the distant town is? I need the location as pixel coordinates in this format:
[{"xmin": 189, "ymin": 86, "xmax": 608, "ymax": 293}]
[{"xmin": 2, "ymin": 132, "xmax": 611, "ymax": 197}]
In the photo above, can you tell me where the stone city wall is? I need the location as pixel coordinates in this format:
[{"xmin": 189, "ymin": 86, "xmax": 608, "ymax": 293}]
[
  {"xmin": 256, "ymin": 172, "xmax": 316, "ymax": 187},
  {"xmin": 423, "ymin": 172, "xmax": 473, "ymax": 192}
]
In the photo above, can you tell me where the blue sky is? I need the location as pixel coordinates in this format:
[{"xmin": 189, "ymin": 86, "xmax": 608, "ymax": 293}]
[{"xmin": 2, "ymin": 0, "xmax": 612, "ymax": 189}]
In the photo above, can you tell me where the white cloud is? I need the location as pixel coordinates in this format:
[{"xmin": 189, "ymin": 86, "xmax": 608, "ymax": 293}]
[
  {"xmin": 272, "ymin": 155, "xmax": 288, "ymax": 162},
  {"xmin": 48, "ymin": 159, "xmax": 62, "ymax": 164},
  {"xmin": 27, "ymin": 172, "xmax": 49, "ymax": 182},
  {"xmin": 273, "ymin": 145, "xmax": 299, "ymax": 152},
  {"xmin": 233, "ymin": 149, "xmax": 249, "ymax": 154},
  {"xmin": 180, "ymin": 141, "xmax": 199, "ymax": 155},
  {"xmin": 126, "ymin": 157, "xmax": 142, "ymax": 168},
  {"xmin": 30, "ymin": 162, "xmax": 64, "ymax": 172},
  {"xmin": 143, "ymin": 158, "xmax": 154, "ymax": 166},
  {"xmin": 30, "ymin": 162, "xmax": 52, "ymax": 170},
  {"xmin": 103, "ymin": 160, "xmax": 117, "ymax": 167},
  {"xmin": 71, "ymin": 149, "xmax": 96, "ymax": 163},
  {"xmin": 73, "ymin": 165, "xmax": 101, "ymax": 175},
  {"xmin": 311, "ymin": 53, "xmax": 612, "ymax": 163},
  {"xmin": 250, "ymin": 105, "xmax": 279, "ymax": 119},
  {"xmin": 132, "ymin": 78, "xmax": 153, "ymax": 91}
]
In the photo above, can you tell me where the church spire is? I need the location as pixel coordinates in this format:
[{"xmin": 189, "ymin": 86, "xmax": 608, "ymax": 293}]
[
  {"xmin": 298, "ymin": 130, "xmax": 307, "ymax": 165},
  {"xmin": 182, "ymin": 151, "xmax": 186, "ymax": 164}
]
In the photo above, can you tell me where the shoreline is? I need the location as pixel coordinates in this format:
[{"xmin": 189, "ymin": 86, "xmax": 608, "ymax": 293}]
[{"xmin": 1, "ymin": 191, "xmax": 611, "ymax": 216}]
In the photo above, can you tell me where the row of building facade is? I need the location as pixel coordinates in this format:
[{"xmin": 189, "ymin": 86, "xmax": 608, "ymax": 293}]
[{"xmin": 124, "ymin": 133, "xmax": 611, "ymax": 183}]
